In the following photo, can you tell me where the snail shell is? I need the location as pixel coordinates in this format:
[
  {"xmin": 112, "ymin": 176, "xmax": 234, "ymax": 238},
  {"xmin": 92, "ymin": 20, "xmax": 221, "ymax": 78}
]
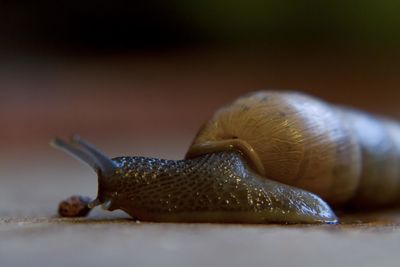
[{"xmin": 187, "ymin": 91, "xmax": 400, "ymax": 207}]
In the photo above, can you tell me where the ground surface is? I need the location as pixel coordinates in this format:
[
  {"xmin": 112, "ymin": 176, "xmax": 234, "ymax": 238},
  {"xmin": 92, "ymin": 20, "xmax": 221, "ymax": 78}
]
[
  {"xmin": 1, "ymin": 52, "xmax": 400, "ymax": 267},
  {"xmin": 2, "ymin": 214, "xmax": 400, "ymax": 267}
]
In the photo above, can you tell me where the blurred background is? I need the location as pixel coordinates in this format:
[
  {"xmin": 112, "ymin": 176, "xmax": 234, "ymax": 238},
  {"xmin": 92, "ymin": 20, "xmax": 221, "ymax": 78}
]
[{"xmin": 1, "ymin": 0, "xmax": 400, "ymax": 216}]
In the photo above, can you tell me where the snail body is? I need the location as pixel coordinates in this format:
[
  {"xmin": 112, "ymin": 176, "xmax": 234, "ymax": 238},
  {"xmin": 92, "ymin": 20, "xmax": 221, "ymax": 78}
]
[
  {"xmin": 52, "ymin": 91, "xmax": 400, "ymax": 224},
  {"xmin": 97, "ymin": 151, "xmax": 335, "ymax": 223}
]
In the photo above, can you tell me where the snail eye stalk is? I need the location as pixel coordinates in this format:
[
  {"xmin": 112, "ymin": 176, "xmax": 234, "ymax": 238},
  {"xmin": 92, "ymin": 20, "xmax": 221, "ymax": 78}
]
[{"xmin": 50, "ymin": 135, "xmax": 116, "ymax": 177}]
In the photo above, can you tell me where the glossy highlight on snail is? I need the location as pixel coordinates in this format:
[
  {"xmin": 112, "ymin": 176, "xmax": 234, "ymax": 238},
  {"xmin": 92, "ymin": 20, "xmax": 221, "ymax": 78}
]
[{"xmin": 52, "ymin": 91, "xmax": 400, "ymax": 224}]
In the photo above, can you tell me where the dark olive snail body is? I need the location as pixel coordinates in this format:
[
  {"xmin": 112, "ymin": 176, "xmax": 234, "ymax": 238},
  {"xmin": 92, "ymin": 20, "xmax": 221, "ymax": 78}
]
[
  {"xmin": 100, "ymin": 152, "xmax": 335, "ymax": 223},
  {"xmin": 52, "ymin": 91, "xmax": 400, "ymax": 224}
]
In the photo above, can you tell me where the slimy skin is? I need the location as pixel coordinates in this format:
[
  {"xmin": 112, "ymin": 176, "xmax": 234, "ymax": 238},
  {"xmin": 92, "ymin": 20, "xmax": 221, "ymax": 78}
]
[
  {"xmin": 52, "ymin": 137, "xmax": 337, "ymax": 224},
  {"xmin": 100, "ymin": 151, "xmax": 337, "ymax": 223}
]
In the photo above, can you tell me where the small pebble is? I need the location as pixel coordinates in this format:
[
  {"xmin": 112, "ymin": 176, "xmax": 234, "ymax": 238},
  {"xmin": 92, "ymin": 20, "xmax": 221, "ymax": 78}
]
[{"xmin": 58, "ymin": 195, "xmax": 92, "ymax": 217}]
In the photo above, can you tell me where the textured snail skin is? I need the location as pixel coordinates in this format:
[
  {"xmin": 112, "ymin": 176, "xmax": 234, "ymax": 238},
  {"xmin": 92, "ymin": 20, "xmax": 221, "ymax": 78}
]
[{"xmin": 96, "ymin": 151, "xmax": 337, "ymax": 224}]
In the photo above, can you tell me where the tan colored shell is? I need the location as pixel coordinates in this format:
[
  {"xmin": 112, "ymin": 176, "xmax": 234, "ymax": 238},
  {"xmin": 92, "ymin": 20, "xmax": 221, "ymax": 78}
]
[{"xmin": 186, "ymin": 91, "xmax": 400, "ymax": 207}]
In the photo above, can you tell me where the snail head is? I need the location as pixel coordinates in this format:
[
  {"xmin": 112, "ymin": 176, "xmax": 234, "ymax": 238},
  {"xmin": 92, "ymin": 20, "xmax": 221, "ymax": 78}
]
[{"xmin": 50, "ymin": 135, "xmax": 121, "ymax": 210}]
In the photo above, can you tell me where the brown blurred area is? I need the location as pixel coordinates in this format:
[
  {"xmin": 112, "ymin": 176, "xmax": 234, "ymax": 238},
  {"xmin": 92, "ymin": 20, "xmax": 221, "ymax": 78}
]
[
  {"xmin": 1, "ymin": 1, "xmax": 400, "ymax": 160},
  {"xmin": 1, "ymin": 49, "xmax": 400, "ymax": 158}
]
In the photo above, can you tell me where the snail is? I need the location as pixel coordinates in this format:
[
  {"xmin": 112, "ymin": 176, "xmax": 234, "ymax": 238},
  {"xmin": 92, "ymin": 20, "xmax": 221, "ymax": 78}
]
[{"xmin": 51, "ymin": 90, "xmax": 400, "ymax": 224}]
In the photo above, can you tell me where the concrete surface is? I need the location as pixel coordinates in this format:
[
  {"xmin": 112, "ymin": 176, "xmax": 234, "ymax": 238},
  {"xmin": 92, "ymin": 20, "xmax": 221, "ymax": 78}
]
[{"xmin": 1, "ymin": 217, "xmax": 400, "ymax": 267}]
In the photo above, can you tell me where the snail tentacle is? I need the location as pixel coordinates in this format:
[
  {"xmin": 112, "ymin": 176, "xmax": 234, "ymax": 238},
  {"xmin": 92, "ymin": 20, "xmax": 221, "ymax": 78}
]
[
  {"xmin": 70, "ymin": 134, "xmax": 116, "ymax": 177},
  {"xmin": 51, "ymin": 138, "xmax": 101, "ymax": 173}
]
